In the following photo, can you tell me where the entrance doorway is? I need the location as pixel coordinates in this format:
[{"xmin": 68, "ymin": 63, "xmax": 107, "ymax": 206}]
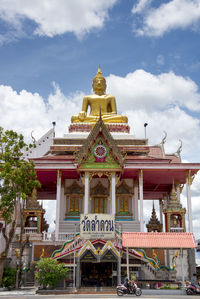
[{"xmin": 81, "ymin": 262, "xmax": 117, "ymax": 287}]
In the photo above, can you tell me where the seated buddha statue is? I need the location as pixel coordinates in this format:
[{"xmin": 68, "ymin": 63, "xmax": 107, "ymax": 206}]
[{"xmin": 71, "ymin": 67, "xmax": 128, "ymax": 124}]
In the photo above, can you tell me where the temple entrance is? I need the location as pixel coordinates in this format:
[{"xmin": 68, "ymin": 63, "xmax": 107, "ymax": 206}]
[{"xmin": 81, "ymin": 262, "xmax": 117, "ymax": 287}]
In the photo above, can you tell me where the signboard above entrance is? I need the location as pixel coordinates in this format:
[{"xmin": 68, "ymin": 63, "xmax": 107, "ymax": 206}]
[{"xmin": 80, "ymin": 214, "xmax": 115, "ymax": 239}]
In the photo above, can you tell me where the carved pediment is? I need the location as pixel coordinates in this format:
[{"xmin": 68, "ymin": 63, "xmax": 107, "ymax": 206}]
[
  {"xmin": 91, "ymin": 182, "xmax": 108, "ymax": 196},
  {"xmin": 117, "ymin": 181, "xmax": 132, "ymax": 195},
  {"xmin": 65, "ymin": 181, "xmax": 83, "ymax": 195}
]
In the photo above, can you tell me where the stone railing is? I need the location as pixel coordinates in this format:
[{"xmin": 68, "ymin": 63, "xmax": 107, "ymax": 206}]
[
  {"xmin": 42, "ymin": 232, "xmax": 75, "ymax": 242},
  {"xmin": 170, "ymin": 227, "xmax": 184, "ymax": 232},
  {"xmin": 24, "ymin": 227, "xmax": 38, "ymax": 234}
]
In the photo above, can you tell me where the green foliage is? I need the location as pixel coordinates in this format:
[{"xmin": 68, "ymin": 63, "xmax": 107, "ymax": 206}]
[
  {"xmin": 0, "ymin": 127, "xmax": 41, "ymax": 223},
  {"xmin": 1, "ymin": 267, "xmax": 17, "ymax": 290},
  {"xmin": 35, "ymin": 258, "xmax": 69, "ymax": 289}
]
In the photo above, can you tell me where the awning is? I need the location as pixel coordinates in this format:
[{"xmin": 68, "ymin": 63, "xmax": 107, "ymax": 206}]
[{"xmin": 122, "ymin": 232, "xmax": 196, "ymax": 249}]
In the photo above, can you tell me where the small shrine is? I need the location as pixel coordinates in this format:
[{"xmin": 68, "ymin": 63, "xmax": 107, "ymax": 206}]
[
  {"xmin": 23, "ymin": 188, "xmax": 49, "ymax": 235},
  {"xmin": 163, "ymin": 184, "xmax": 186, "ymax": 232},
  {"xmin": 146, "ymin": 202, "xmax": 162, "ymax": 232}
]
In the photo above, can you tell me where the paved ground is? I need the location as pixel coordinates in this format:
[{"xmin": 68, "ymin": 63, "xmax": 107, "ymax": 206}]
[
  {"xmin": 0, "ymin": 294, "xmax": 199, "ymax": 299},
  {"xmin": 0, "ymin": 287, "xmax": 196, "ymax": 298}
]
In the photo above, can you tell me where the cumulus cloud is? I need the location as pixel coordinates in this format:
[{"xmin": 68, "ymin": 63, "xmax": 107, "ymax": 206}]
[
  {"xmin": 0, "ymin": 82, "xmax": 82, "ymax": 141},
  {"xmin": 106, "ymin": 70, "xmax": 200, "ymax": 157},
  {"xmin": 132, "ymin": 0, "xmax": 200, "ymax": 37},
  {"xmin": 106, "ymin": 70, "xmax": 200, "ymax": 112},
  {"xmin": 0, "ymin": 0, "xmax": 117, "ymax": 41}
]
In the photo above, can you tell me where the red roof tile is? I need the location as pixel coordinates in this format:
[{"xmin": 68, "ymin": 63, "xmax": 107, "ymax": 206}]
[
  {"xmin": 148, "ymin": 146, "xmax": 163, "ymax": 158},
  {"xmin": 122, "ymin": 232, "xmax": 196, "ymax": 249},
  {"xmin": 165, "ymin": 155, "xmax": 180, "ymax": 163}
]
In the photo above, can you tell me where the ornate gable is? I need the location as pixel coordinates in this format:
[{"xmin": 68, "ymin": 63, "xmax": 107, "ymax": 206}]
[
  {"xmin": 75, "ymin": 116, "xmax": 124, "ymax": 170},
  {"xmin": 91, "ymin": 182, "xmax": 109, "ymax": 196},
  {"xmin": 117, "ymin": 181, "xmax": 132, "ymax": 195},
  {"xmin": 65, "ymin": 181, "xmax": 83, "ymax": 195}
]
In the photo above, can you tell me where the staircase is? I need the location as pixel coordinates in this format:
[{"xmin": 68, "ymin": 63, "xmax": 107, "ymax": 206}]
[{"xmin": 140, "ymin": 263, "xmax": 157, "ymax": 280}]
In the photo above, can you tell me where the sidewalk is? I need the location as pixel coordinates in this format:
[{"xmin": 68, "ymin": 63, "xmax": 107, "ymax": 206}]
[
  {"xmin": 0, "ymin": 287, "xmax": 186, "ymax": 296},
  {"xmin": 0, "ymin": 286, "xmax": 36, "ymax": 296}
]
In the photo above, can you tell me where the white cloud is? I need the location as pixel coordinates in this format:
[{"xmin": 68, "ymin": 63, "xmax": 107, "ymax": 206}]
[
  {"xmin": 132, "ymin": 0, "xmax": 200, "ymax": 37},
  {"xmin": 106, "ymin": 70, "xmax": 200, "ymax": 158},
  {"xmin": 0, "ymin": 83, "xmax": 82, "ymax": 141},
  {"xmin": 107, "ymin": 70, "xmax": 200, "ymax": 112},
  {"xmin": 132, "ymin": 0, "xmax": 151, "ymax": 14},
  {"xmin": 0, "ymin": 0, "xmax": 117, "ymax": 41}
]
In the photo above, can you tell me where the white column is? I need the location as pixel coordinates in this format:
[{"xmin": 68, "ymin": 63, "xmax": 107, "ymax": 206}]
[
  {"xmin": 126, "ymin": 247, "xmax": 129, "ymax": 279},
  {"xmin": 111, "ymin": 173, "xmax": 116, "ymax": 215},
  {"xmin": 186, "ymin": 171, "xmax": 193, "ymax": 233},
  {"xmin": 84, "ymin": 172, "xmax": 89, "ymax": 214},
  {"xmin": 181, "ymin": 248, "xmax": 185, "ymax": 288},
  {"xmin": 159, "ymin": 199, "xmax": 163, "ymax": 225},
  {"xmin": 55, "ymin": 170, "xmax": 62, "ymax": 241},
  {"xmin": 139, "ymin": 170, "xmax": 144, "ymax": 232},
  {"xmin": 134, "ymin": 179, "xmax": 139, "ymax": 221}
]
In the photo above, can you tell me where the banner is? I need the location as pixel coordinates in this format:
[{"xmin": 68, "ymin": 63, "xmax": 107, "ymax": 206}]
[{"xmin": 80, "ymin": 214, "xmax": 115, "ymax": 239}]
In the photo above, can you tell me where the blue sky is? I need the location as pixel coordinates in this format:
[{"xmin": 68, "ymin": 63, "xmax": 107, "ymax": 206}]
[
  {"xmin": 0, "ymin": 0, "xmax": 200, "ymax": 251},
  {"xmin": 1, "ymin": 0, "xmax": 200, "ymax": 100}
]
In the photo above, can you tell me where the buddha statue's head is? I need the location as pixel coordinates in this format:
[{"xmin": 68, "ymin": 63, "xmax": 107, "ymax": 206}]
[{"xmin": 92, "ymin": 66, "xmax": 106, "ymax": 95}]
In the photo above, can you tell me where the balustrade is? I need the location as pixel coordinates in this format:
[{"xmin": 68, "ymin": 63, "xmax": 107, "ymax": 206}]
[
  {"xmin": 24, "ymin": 227, "xmax": 38, "ymax": 234},
  {"xmin": 170, "ymin": 227, "xmax": 184, "ymax": 232},
  {"xmin": 42, "ymin": 232, "xmax": 75, "ymax": 241}
]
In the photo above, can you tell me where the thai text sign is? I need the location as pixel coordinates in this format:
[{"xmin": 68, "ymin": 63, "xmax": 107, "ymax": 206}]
[{"xmin": 80, "ymin": 214, "xmax": 115, "ymax": 239}]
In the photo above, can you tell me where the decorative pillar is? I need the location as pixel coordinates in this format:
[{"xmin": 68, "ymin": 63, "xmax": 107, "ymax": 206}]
[
  {"xmin": 159, "ymin": 199, "xmax": 163, "ymax": 225},
  {"xmin": 111, "ymin": 173, "xmax": 116, "ymax": 215},
  {"xmin": 176, "ymin": 183, "xmax": 180, "ymax": 202},
  {"xmin": 167, "ymin": 214, "xmax": 170, "ymax": 232},
  {"xmin": 186, "ymin": 171, "xmax": 193, "ymax": 233},
  {"xmin": 37, "ymin": 215, "xmax": 41, "ymax": 233},
  {"xmin": 84, "ymin": 172, "xmax": 89, "ymax": 214},
  {"xmin": 55, "ymin": 170, "xmax": 62, "ymax": 241},
  {"xmin": 134, "ymin": 179, "xmax": 138, "ymax": 221},
  {"xmin": 139, "ymin": 170, "xmax": 144, "ymax": 232}
]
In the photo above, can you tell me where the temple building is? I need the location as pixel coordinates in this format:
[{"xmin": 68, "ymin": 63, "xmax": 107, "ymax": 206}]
[{"xmin": 5, "ymin": 67, "xmax": 200, "ymax": 288}]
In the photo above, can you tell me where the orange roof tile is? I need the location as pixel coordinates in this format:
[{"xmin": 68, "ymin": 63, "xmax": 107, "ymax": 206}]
[{"xmin": 122, "ymin": 232, "xmax": 196, "ymax": 249}]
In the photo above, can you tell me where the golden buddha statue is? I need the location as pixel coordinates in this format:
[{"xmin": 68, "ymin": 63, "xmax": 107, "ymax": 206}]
[{"xmin": 71, "ymin": 67, "xmax": 128, "ymax": 124}]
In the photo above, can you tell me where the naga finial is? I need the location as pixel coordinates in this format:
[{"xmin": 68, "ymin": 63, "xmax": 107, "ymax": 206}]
[
  {"xmin": 175, "ymin": 139, "xmax": 183, "ymax": 162},
  {"xmin": 31, "ymin": 130, "xmax": 36, "ymax": 144},
  {"xmin": 161, "ymin": 131, "xmax": 167, "ymax": 145},
  {"xmin": 177, "ymin": 139, "xmax": 183, "ymax": 155}
]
